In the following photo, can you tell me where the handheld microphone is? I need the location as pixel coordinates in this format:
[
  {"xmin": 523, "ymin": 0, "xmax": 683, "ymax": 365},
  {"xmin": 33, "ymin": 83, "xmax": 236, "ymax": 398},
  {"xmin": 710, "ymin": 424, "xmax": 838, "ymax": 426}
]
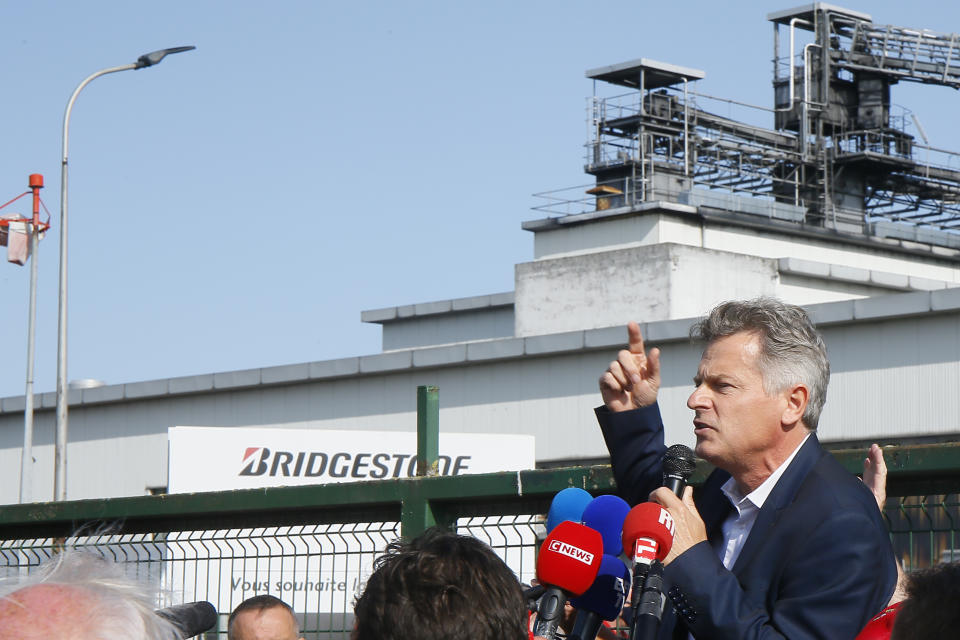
[
  {"xmin": 546, "ymin": 487, "xmax": 594, "ymax": 533},
  {"xmin": 155, "ymin": 601, "xmax": 218, "ymax": 639},
  {"xmin": 580, "ymin": 494, "xmax": 631, "ymax": 556},
  {"xmin": 534, "ymin": 520, "xmax": 604, "ymax": 639},
  {"xmin": 568, "ymin": 554, "xmax": 631, "ymax": 640},
  {"xmin": 662, "ymin": 444, "xmax": 696, "ymax": 498}
]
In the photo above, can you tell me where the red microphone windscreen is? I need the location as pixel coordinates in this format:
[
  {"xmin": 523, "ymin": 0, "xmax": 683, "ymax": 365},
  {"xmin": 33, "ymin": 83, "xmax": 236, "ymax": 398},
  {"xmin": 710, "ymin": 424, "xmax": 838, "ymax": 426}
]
[
  {"xmin": 621, "ymin": 502, "xmax": 675, "ymax": 561},
  {"xmin": 537, "ymin": 520, "xmax": 603, "ymax": 596}
]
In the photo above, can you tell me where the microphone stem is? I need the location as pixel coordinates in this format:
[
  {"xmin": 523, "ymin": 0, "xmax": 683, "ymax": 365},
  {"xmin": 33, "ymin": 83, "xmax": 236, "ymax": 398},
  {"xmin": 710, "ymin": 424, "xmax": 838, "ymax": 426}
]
[
  {"xmin": 568, "ymin": 610, "xmax": 602, "ymax": 640},
  {"xmin": 628, "ymin": 560, "xmax": 651, "ymax": 640},
  {"xmin": 533, "ymin": 586, "xmax": 566, "ymax": 639},
  {"xmin": 632, "ymin": 561, "xmax": 665, "ymax": 640}
]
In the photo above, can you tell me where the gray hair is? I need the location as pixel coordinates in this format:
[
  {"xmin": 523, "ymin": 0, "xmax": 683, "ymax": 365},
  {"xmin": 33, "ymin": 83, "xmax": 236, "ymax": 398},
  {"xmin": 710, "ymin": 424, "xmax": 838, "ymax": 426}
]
[
  {"xmin": 0, "ymin": 552, "xmax": 180, "ymax": 640},
  {"xmin": 690, "ymin": 297, "xmax": 830, "ymax": 430}
]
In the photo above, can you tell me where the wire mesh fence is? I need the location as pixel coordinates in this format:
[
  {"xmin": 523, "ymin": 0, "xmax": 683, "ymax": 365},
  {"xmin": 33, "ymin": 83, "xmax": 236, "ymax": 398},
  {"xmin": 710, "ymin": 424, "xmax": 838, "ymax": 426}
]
[
  {"xmin": 0, "ymin": 515, "xmax": 547, "ymax": 639},
  {"xmin": 0, "ymin": 454, "xmax": 958, "ymax": 639},
  {"xmin": 2, "ymin": 504, "xmax": 957, "ymax": 638},
  {"xmin": 0, "ymin": 522, "xmax": 402, "ymax": 639},
  {"xmin": 885, "ymin": 493, "xmax": 960, "ymax": 570}
]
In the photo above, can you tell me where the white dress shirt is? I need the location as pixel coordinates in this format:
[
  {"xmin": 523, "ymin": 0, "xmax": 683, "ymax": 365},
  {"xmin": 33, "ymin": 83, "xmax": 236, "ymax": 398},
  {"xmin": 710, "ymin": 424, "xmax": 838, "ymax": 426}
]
[{"xmin": 717, "ymin": 433, "xmax": 811, "ymax": 569}]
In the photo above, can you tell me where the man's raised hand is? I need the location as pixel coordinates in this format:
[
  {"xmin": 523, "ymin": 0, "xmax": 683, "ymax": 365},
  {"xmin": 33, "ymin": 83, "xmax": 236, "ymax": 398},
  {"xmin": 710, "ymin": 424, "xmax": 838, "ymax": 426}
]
[{"xmin": 598, "ymin": 321, "xmax": 661, "ymax": 412}]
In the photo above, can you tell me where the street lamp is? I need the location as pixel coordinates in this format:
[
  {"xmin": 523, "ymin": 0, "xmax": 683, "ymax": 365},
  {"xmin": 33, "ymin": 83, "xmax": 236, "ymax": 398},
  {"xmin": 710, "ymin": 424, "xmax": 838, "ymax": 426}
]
[{"xmin": 54, "ymin": 46, "xmax": 195, "ymax": 501}]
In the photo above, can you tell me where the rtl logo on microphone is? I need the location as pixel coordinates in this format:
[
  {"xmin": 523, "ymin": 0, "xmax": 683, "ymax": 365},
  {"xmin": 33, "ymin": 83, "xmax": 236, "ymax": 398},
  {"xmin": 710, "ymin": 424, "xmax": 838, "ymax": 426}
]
[
  {"xmin": 547, "ymin": 540, "xmax": 595, "ymax": 565},
  {"xmin": 658, "ymin": 507, "xmax": 676, "ymax": 536},
  {"xmin": 634, "ymin": 536, "xmax": 660, "ymax": 562}
]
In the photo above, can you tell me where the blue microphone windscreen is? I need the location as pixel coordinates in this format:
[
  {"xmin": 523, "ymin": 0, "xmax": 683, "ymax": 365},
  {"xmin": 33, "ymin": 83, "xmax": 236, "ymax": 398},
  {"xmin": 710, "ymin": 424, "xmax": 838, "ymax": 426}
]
[
  {"xmin": 569, "ymin": 554, "xmax": 631, "ymax": 621},
  {"xmin": 581, "ymin": 494, "xmax": 631, "ymax": 556},
  {"xmin": 546, "ymin": 487, "xmax": 593, "ymax": 533}
]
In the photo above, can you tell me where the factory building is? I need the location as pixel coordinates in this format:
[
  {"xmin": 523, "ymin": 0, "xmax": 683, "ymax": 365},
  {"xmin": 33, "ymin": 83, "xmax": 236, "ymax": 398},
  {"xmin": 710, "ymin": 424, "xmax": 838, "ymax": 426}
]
[{"xmin": 2, "ymin": 3, "xmax": 960, "ymax": 504}]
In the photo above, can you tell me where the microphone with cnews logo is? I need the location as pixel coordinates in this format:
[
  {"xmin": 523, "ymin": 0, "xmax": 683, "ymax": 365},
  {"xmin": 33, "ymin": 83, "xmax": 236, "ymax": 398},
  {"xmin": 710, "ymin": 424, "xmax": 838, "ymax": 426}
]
[{"xmin": 533, "ymin": 520, "xmax": 603, "ymax": 639}]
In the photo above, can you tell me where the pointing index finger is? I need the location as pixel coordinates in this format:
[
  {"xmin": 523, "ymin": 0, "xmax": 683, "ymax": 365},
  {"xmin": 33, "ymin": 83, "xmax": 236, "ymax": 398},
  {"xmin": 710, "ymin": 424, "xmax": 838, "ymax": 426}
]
[{"xmin": 627, "ymin": 321, "xmax": 646, "ymax": 355}]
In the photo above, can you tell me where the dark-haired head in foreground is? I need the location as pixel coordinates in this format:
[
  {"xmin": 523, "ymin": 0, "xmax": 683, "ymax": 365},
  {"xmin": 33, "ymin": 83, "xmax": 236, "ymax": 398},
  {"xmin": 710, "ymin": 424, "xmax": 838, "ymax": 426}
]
[
  {"xmin": 890, "ymin": 562, "xmax": 960, "ymax": 640},
  {"xmin": 352, "ymin": 528, "xmax": 528, "ymax": 640}
]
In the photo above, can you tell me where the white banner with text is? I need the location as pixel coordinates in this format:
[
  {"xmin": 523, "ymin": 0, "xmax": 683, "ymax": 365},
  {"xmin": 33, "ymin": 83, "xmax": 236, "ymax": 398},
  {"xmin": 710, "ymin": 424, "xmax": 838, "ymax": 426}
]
[{"xmin": 163, "ymin": 426, "xmax": 536, "ymax": 615}]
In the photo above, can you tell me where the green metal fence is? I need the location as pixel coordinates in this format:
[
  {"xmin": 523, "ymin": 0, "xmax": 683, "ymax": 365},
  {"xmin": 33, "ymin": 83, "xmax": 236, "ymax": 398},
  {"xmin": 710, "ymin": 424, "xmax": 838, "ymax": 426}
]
[
  {"xmin": 842, "ymin": 443, "xmax": 960, "ymax": 570},
  {"xmin": 0, "ymin": 445, "xmax": 958, "ymax": 638},
  {"xmin": 0, "ymin": 465, "xmax": 611, "ymax": 638}
]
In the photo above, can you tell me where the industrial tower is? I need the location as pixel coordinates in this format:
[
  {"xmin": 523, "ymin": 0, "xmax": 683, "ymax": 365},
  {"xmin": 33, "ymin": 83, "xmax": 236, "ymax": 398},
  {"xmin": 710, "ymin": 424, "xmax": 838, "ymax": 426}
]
[{"xmin": 547, "ymin": 3, "xmax": 960, "ymax": 250}]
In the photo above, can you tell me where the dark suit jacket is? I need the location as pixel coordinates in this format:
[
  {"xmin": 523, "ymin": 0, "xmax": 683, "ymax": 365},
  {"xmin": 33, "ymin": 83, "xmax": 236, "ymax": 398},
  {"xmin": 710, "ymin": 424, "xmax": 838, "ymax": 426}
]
[{"xmin": 597, "ymin": 403, "xmax": 898, "ymax": 640}]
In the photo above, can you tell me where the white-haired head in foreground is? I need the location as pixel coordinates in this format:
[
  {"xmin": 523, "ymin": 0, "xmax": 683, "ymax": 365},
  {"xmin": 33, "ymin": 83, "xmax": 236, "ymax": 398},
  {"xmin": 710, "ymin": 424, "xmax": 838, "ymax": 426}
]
[{"xmin": 0, "ymin": 551, "xmax": 180, "ymax": 640}]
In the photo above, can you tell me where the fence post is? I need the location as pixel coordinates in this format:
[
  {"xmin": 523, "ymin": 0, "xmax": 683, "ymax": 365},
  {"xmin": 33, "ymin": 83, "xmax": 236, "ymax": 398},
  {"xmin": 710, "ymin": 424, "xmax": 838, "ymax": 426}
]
[
  {"xmin": 401, "ymin": 385, "xmax": 445, "ymax": 539},
  {"xmin": 416, "ymin": 385, "xmax": 439, "ymax": 477}
]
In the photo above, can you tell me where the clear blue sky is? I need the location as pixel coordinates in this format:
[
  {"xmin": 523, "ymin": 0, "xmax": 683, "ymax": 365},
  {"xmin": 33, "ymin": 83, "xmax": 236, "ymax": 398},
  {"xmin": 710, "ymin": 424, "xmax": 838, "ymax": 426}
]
[{"xmin": 2, "ymin": 1, "xmax": 959, "ymax": 398}]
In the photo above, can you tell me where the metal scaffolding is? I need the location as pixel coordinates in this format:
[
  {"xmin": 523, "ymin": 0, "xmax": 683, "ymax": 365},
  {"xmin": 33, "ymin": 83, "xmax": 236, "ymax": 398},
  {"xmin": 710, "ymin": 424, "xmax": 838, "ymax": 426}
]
[{"xmin": 538, "ymin": 3, "xmax": 960, "ymax": 249}]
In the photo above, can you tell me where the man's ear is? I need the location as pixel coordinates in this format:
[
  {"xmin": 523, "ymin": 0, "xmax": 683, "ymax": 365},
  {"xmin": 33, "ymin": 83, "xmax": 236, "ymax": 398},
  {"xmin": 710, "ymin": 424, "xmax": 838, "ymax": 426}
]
[{"xmin": 781, "ymin": 383, "xmax": 809, "ymax": 428}]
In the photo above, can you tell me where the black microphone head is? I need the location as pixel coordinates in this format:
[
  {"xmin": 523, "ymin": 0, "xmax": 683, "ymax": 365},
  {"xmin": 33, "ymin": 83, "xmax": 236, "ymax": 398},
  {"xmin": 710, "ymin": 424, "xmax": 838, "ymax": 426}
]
[
  {"xmin": 155, "ymin": 601, "xmax": 218, "ymax": 638},
  {"xmin": 662, "ymin": 444, "xmax": 696, "ymax": 480}
]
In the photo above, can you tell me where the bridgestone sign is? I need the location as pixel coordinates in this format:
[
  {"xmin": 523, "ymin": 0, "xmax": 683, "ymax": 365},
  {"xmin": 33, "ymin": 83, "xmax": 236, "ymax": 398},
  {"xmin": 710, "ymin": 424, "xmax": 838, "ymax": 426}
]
[
  {"xmin": 163, "ymin": 426, "xmax": 536, "ymax": 620},
  {"xmin": 168, "ymin": 426, "xmax": 535, "ymax": 492}
]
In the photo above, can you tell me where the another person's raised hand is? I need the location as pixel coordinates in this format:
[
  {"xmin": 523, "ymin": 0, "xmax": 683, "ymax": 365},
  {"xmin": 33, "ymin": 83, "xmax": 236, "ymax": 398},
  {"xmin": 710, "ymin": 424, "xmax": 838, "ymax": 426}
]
[
  {"xmin": 863, "ymin": 443, "xmax": 888, "ymax": 511},
  {"xmin": 862, "ymin": 443, "xmax": 909, "ymax": 606},
  {"xmin": 599, "ymin": 322, "xmax": 661, "ymax": 412}
]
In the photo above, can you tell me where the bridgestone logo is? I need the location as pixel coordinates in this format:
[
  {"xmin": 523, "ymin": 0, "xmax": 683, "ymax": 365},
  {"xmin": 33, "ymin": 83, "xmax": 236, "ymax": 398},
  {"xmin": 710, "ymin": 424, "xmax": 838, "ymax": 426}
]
[
  {"xmin": 238, "ymin": 447, "xmax": 471, "ymax": 479},
  {"xmin": 547, "ymin": 540, "xmax": 595, "ymax": 565}
]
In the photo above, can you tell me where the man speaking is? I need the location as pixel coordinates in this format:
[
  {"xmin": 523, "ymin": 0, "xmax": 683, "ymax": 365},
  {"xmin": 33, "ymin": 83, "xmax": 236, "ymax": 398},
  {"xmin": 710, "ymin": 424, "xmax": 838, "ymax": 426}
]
[{"xmin": 596, "ymin": 298, "xmax": 897, "ymax": 639}]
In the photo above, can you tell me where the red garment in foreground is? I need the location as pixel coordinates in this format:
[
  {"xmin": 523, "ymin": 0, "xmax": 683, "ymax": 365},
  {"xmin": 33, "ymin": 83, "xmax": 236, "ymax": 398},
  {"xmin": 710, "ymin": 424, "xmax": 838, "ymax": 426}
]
[{"xmin": 854, "ymin": 602, "xmax": 903, "ymax": 640}]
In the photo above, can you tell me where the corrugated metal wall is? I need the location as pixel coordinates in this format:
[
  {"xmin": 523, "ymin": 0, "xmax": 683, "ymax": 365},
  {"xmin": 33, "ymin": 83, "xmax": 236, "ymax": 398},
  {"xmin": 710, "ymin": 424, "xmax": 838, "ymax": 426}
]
[{"xmin": 1, "ymin": 299, "xmax": 958, "ymax": 504}]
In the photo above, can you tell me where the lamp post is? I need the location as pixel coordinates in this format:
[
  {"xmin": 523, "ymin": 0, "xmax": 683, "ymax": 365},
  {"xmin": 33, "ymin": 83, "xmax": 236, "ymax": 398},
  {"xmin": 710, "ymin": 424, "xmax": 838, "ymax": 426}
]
[
  {"xmin": 54, "ymin": 46, "xmax": 195, "ymax": 502},
  {"xmin": 21, "ymin": 173, "xmax": 44, "ymax": 504}
]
